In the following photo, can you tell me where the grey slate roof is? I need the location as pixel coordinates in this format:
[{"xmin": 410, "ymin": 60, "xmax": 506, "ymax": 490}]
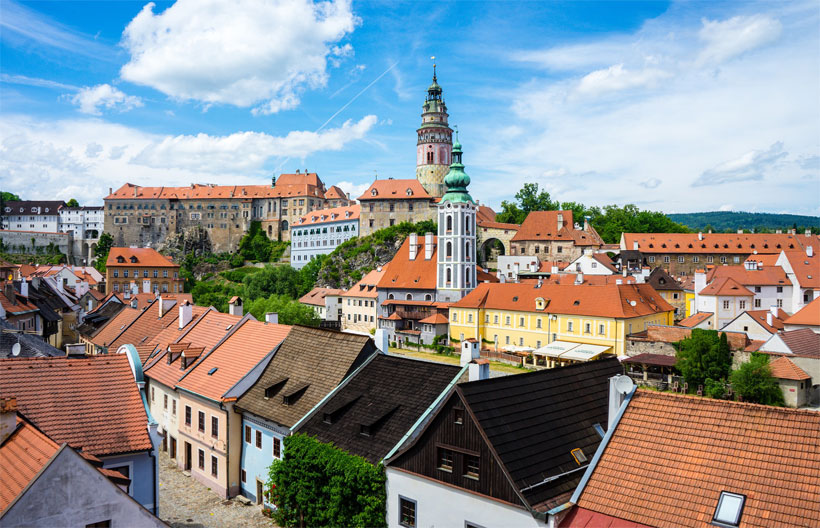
[
  {"xmin": 296, "ymin": 355, "xmax": 462, "ymax": 464},
  {"xmin": 235, "ymin": 326, "xmax": 376, "ymax": 428},
  {"xmin": 458, "ymin": 357, "xmax": 623, "ymax": 510},
  {"xmin": 0, "ymin": 319, "xmax": 63, "ymax": 358}
]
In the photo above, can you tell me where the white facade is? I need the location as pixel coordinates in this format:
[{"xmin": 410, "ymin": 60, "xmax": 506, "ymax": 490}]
[
  {"xmin": 342, "ymin": 295, "xmax": 378, "ymax": 333},
  {"xmin": 776, "ymin": 249, "xmax": 820, "ymax": 313},
  {"xmin": 566, "ymin": 250, "xmax": 616, "ymax": 275},
  {"xmin": 307, "ymin": 294, "xmax": 343, "ymax": 322},
  {"xmin": 697, "ymin": 293, "xmax": 753, "ymax": 329},
  {"xmin": 386, "ymin": 468, "xmax": 542, "ymax": 528},
  {"xmin": 720, "ymin": 309, "xmax": 780, "ymax": 341},
  {"xmin": 436, "ymin": 201, "xmax": 476, "ymax": 302},
  {"xmin": 147, "ymin": 379, "xmax": 181, "ymax": 457},
  {"xmin": 497, "ymin": 255, "xmax": 541, "ymax": 282},
  {"xmin": 290, "ymin": 207, "xmax": 360, "ymax": 270},
  {"xmin": 59, "ymin": 207, "xmax": 104, "ymax": 240},
  {"xmin": 2, "ymin": 204, "xmax": 60, "ymax": 233}
]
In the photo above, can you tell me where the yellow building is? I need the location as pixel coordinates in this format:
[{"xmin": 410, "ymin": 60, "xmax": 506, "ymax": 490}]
[{"xmin": 449, "ymin": 282, "xmax": 674, "ymax": 361}]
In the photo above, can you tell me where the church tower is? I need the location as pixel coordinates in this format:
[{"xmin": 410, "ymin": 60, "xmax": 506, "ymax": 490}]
[
  {"xmin": 415, "ymin": 65, "xmax": 453, "ymax": 198},
  {"xmin": 436, "ymin": 135, "xmax": 477, "ymax": 303}
]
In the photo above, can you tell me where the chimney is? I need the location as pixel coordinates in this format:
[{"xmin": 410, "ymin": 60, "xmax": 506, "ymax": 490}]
[
  {"xmin": 134, "ymin": 186, "xmax": 138, "ymax": 198},
  {"xmin": 109, "ymin": 187, "xmax": 112, "ymax": 195},
  {"xmin": 622, "ymin": 267, "xmax": 627, "ymax": 277},
  {"xmin": 583, "ymin": 217, "xmax": 590, "ymax": 232},
  {"xmin": 20, "ymin": 278, "xmax": 28, "ymax": 298},
  {"xmin": 66, "ymin": 343, "xmax": 86, "ymax": 357},
  {"xmin": 178, "ymin": 301, "xmax": 192, "ymax": 329},
  {"xmin": 698, "ymin": 232, "xmax": 703, "ymax": 241},
  {"xmin": 228, "ymin": 296, "xmax": 243, "ymax": 316},
  {"xmin": 616, "ymin": 279, "xmax": 623, "ymax": 285},
  {"xmin": 468, "ymin": 359, "xmax": 490, "ymax": 382},
  {"xmin": 4, "ymin": 282, "xmax": 16, "ymax": 305},
  {"xmin": 575, "ymin": 273, "xmax": 584, "ymax": 285},
  {"xmin": 158, "ymin": 296, "xmax": 175, "ymax": 318},
  {"xmin": 557, "ymin": 213, "xmax": 563, "ymax": 232},
  {"xmin": 608, "ymin": 375, "xmax": 634, "ymax": 429},
  {"xmin": 408, "ymin": 233, "xmax": 418, "ymax": 260},
  {"xmin": 806, "ymin": 229, "xmax": 812, "ymax": 236},
  {"xmin": 265, "ymin": 312, "xmax": 278, "ymax": 324},
  {"xmin": 766, "ymin": 311, "xmax": 773, "ymax": 327},
  {"xmin": 75, "ymin": 281, "xmax": 89, "ymax": 297},
  {"xmin": 551, "ymin": 265, "xmax": 558, "ymax": 274},
  {"xmin": 424, "ymin": 232, "xmax": 434, "ymax": 260},
  {"xmin": 737, "ymin": 229, "xmax": 743, "ymax": 234},
  {"xmin": 1, "ymin": 397, "xmax": 17, "ymax": 444},
  {"xmin": 808, "ymin": 246, "xmax": 814, "ymax": 258},
  {"xmin": 632, "ymin": 241, "xmax": 639, "ymax": 250},
  {"xmin": 514, "ymin": 262, "xmax": 520, "ymax": 276},
  {"xmin": 130, "ymin": 298, "xmax": 138, "ymax": 309},
  {"xmin": 460, "ymin": 340, "xmax": 481, "ymax": 366},
  {"xmin": 374, "ymin": 328, "xmax": 389, "ymax": 354},
  {"xmin": 776, "ymin": 229, "xmax": 782, "ymax": 234}
]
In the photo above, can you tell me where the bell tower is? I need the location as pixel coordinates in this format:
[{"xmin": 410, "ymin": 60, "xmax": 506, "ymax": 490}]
[
  {"xmin": 415, "ymin": 64, "xmax": 453, "ymax": 198},
  {"xmin": 436, "ymin": 134, "xmax": 477, "ymax": 303}
]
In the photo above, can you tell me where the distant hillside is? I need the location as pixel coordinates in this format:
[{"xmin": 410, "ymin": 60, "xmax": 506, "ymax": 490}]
[{"xmin": 667, "ymin": 211, "xmax": 819, "ymax": 233}]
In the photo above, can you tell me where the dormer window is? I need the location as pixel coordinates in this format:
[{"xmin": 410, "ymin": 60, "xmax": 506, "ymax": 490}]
[
  {"xmin": 264, "ymin": 377, "xmax": 289, "ymax": 398},
  {"xmin": 129, "ymin": 256, "xmax": 138, "ymax": 263},
  {"xmin": 406, "ymin": 188, "xmax": 413, "ymax": 196},
  {"xmin": 116, "ymin": 256, "xmax": 125, "ymax": 263},
  {"xmin": 713, "ymin": 492, "xmax": 746, "ymax": 527},
  {"xmin": 371, "ymin": 189, "xmax": 378, "ymax": 196}
]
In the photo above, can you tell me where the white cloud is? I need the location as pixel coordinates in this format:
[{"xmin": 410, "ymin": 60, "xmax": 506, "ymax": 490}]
[
  {"xmin": 693, "ymin": 142, "xmax": 788, "ymax": 186},
  {"xmin": 334, "ymin": 180, "xmax": 370, "ymax": 200},
  {"xmin": 120, "ymin": 0, "xmax": 358, "ymax": 114},
  {"xmin": 0, "ymin": 73, "xmax": 78, "ymax": 91},
  {"xmin": 639, "ymin": 178, "xmax": 662, "ymax": 189},
  {"xmin": 575, "ymin": 64, "xmax": 671, "ymax": 97},
  {"xmin": 719, "ymin": 204, "xmax": 735, "ymax": 211},
  {"xmin": 70, "ymin": 84, "xmax": 143, "ymax": 115},
  {"xmin": 85, "ymin": 142, "xmax": 103, "ymax": 158},
  {"xmin": 697, "ymin": 15, "xmax": 782, "ymax": 66}
]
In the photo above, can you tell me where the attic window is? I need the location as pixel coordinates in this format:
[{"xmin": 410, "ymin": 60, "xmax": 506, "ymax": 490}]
[
  {"xmin": 359, "ymin": 424, "xmax": 371, "ymax": 436},
  {"xmin": 713, "ymin": 492, "xmax": 746, "ymax": 527},
  {"xmin": 283, "ymin": 383, "xmax": 310, "ymax": 406},
  {"xmin": 265, "ymin": 377, "xmax": 289, "ymax": 398},
  {"xmin": 570, "ymin": 448, "xmax": 587, "ymax": 465},
  {"xmin": 512, "ymin": 296, "xmax": 518, "ymax": 302},
  {"xmin": 207, "ymin": 367, "xmax": 218, "ymax": 375},
  {"xmin": 130, "ymin": 256, "xmax": 138, "ymax": 263},
  {"xmin": 573, "ymin": 300, "xmax": 580, "ymax": 305}
]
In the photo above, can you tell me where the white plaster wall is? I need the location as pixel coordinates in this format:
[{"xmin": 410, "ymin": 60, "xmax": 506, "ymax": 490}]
[
  {"xmin": 385, "ymin": 468, "xmax": 543, "ymax": 528},
  {"xmin": 721, "ymin": 315, "xmax": 774, "ymax": 341}
]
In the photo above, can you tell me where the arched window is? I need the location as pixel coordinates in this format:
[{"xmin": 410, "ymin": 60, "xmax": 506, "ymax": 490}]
[
  {"xmin": 466, "ymin": 268, "xmax": 471, "ymax": 286},
  {"xmin": 281, "ymin": 220, "xmax": 289, "ymax": 231},
  {"xmin": 446, "ymin": 215, "xmax": 453, "ymax": 232},
  {"xmin": 424, "ymin": 294, "xmax": 432, "ymax": 301},
  {"xmin": 465, "ymin": 217, "xmax": 470, "ymax": 234},
  {"xmin": 446, "ymin": 268, "xmax": 452, "ymax": 285},
  {"xmin": 465, "ymin": 242, "xmax": 471, "ymax": 261},
  {"xmin": 406, "ymin": 293, "xmax": 413, "ymax": 301},
  {"xmin": 427, "ymin": 151, "xmax": 433, "ymax": 163},
  {"xmin": 446, "ymin": 242, "xmax": 452, "ymax": 258},
  {"xmin": 388, "ymin": 293, "xmax": 394, "ymax": 300}
]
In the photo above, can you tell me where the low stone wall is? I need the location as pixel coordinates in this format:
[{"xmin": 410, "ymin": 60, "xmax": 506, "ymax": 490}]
[{"xmin": 0, "ymin": 230, "xmax": 73, "ymax": 258}]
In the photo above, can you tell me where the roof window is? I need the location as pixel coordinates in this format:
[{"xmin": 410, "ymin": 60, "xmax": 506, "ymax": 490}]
[
  {"xmin": 207, "ymin": 367, "xmax": 218, "ymax": 375},
  {"xmin": 264, "ymin": 377, "xmax": 289, "ymax": 399},
  {"xmin": 512, "ymin": 296, "xmax": 518, "ymax": 302},
  {"xmin": 570, "ymin": 448, "xmax": 587, "ymax": 465},
  {"xmin": 712, "ymin": 492, "xmax": 746, "ymax": 527}
]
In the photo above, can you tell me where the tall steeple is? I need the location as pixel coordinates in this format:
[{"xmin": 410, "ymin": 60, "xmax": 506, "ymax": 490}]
[
  {"xmin": 415, "ymin": 64, "xmax": 453, "ymax": 198},
  {"xmin": 440, "ymin": 130, "xmax": 474, "ymax": 204}
]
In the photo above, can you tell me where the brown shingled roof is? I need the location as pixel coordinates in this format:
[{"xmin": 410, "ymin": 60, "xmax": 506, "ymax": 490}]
[
  {"xmin": 0, "ymin": 356, "xmax": 153, "ymax": 456},
  {"xmin": 573, "ymin": 390, "xmax": 820, "ymax": 528}
]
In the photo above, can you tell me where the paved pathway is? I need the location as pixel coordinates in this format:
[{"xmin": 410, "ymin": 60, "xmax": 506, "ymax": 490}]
[{"xmin": 158, "ymin": 451, "xmax": 273, "ymax": 528}]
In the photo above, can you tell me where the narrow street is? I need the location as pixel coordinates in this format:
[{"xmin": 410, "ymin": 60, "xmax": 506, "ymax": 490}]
[{"xmin": 158, "ymin": 451, "xmax": 273, "ymax": 528}]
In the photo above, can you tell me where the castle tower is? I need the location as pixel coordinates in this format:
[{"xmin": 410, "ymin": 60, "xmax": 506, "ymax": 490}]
[
  {"xmin": 415, "ymin": 65, "xmax": 453, "ymax": 198},
  {"xmin": 436, "ymin": 135, "xmax": 477, "ymax": 303}
]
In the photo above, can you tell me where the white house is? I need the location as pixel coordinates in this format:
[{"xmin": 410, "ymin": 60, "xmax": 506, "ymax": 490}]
[
  {"xmin": 299, "ymin": 287, "xmax": 344, "ymax": 322},
  {"xmin": 59, "ymin": 206, "xmax": 104, "ymax": 240},
  {"xmin": 565, "ymin": 249, "xmax": 619, "ymax": 275},
  {"xmin": 720, "ymin": 307, "xmax": 787, "ymax": 341},
  {"xmin": 695, "ymin": 275, "xmax": 755, "ymax": 329},
  {"xmin": 783, "ymin": 297, "xmax": 820, "ymax": 333},
  {"xmin": 290, "ymin": 204, "xmax": 360, "ymax": 269},
  {"xmin": 776, "ymin": 247, "xmax": 820, "ymax": 312},
  {"xmin": 1, "ymin": 200, "xmax": 64, "ymax": 233}
]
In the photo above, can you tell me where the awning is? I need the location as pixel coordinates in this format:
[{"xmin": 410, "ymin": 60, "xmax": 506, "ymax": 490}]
[
  {"xmin": 533, "ymin": 341, "xmax": 578, "ymax": 358},
  {"xmin": 561, "ymin": 343, "xmax": 611, "ymax": 362},
  {"xmin": 501, "ymin": 345, "xmax": 534, "ymax": 354}
]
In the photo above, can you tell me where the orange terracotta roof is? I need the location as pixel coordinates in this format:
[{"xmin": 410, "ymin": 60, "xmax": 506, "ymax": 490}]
[
  {"xmin": 452, "ymin": 282, "xmax": 674, "ymax": 319},
  {"xmin": 294, "ymin": 204, "xmax": 360, "ymax": 227},
  {"xmin": 357, "ymin": 179, "xmax": 431, "ymax": 201},
  {"xmin": 176, "ymin": 319, "xmax": 291, "ymax": 401},
  {"xmin": 677, "ymin": 312, "xmax": 713, "ymax": 328},
  {"xmin": 476, "ymin": 265, "xmax": 499, "ymax": 283},
  {"xmin": 89, "ymin": 307, "xmax": 141, "ymax": 348},
  {"xmin": 536, "ymin": 260, "xmax": 571, "ymax": 273},
  {"xmin": 476, "ymin": 205, "xmax": 497, "ymax": 224},
  {"xmin": 324, "ymin": 185, "xmax": 348, "ymax": 201},
  {"xmin": 769, "ymin": 357, "xmax": 811, "ymax": 380},
  {"xmin": 744, "ymin": 253, "xmax": 780, "ymax": 267},
  {"xmin": 745, "ymin": 339, "xmax": 766, "ymax": 352},
  {"xmin": 105, "ymin": 176, "xmax": 325, "ymax": 201},
  {"xmin": 623, "ymin": 232, "xmax": 817, "ymax": 254},
  {"xmin": 0, "ymin": 356, "xmax": 153, "ymax": 456},
  {"xmin": 511, "ymin": 210, "xmax": 603, "ymax": 246},
  {"xmin": 418, "ymin": 313, "xmax": 449, "ymax": 324},
  {"xmin": 781, "ymin": 249, "xmax": 820, "ymax": 289},
  {"xmin": 575, "ymin": 390, "xmax": 820, "ymax": 528},
  {"xmin": 699, "ymin": 276, "xmax": 754, "ymax": 297},
  {"xmin": 0, "ymin": 288, "xmax": 39, "ymax": 315},
  {"xmin": 381, "ymin": 312, "xmax": 402, "ymax": 321},
  {"xmin": 0, "ymin": 415, "xmax": 59, "ymax": 512},
  {"xmin": 299, "ymin": 287, "xmax": 345, "ymax": 306},
  {"xmin": 341, "ymin": 266, "xmax": 388, "ymax": 298},
  {"xmin": 561, "ymin": 507, "xmax": 652, "ymax": 527},
  {"xmin": 106, "ymin": 247, "xmax": 177, "ymax": 268},
  {"xmin": 706, "ymin": 265, "xmax": 789, "ymax": 286},
  {"xmin": 377, "ymin": 236, "xmax": 438, "ymax": 290},
  {"xmin": 784, "ymin": 296, "xmax": 820, "ymax": 326},
  {"xmin": 477, "ymin": 220, "xmax": 520, "ymax": 231},
  {"xmin": 543, "ymin": 274, "xmax": 637, "ymax": 285},
  {"xmin": 73, "ymin": 269, "xmax": 99, "ymax": 285},
  {"xmin": 741, "ymin": 309, "xmax": 788, "ymax": 334}
]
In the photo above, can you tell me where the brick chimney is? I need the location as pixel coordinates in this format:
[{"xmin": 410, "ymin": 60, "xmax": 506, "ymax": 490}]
[{"xmin": 1, "ymin": 397, "xmax": 17, "ymax": 443}]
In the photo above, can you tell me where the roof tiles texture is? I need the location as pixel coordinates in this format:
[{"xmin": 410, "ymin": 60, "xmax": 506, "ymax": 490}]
[
  {"xmin": 768, "ymin": 357, "xmax": 811, "ymax": 380},
  {"xmin": 377, "ymin": 236, "xmax": 438, "ymax": 291},
  {"xmin": 357, "ymin": 179, "xmax": 431, "ymax": 201},
  {"xmin": 235, "ymin": 326, "xmax": 375, "ymax": 428},
  {"xmin": 699, "ymin": 277, "xmax": 754, "ymax": 297},
  {"xmin": 623, "ymin": 232, "xmax": 817, "ymax": 254},
  {"xmin": 511, "ymin": 210, "xmax": 602, "ymax": 246},
  {"xmin": 299, "ymin": 287, "xmax": 345, "ymax": 306},
  {"xmin": 106, "ymin": 247, "xmax": 177, "ymax": 268},
  {"xmin": 341, "ymin": 266, "xmax": 388, "ymax": 298},
  {"xmin": 298, "ymin": 355, "xmax": 461, "ymax": 464},
  {"xmin": 0, "ymin": 356, "xmax": 153, "ymax": 456},
  {"xmin": 778, "ymin": 328, "xmax": 820, "ymax": 358},
  {"xmin": 89, "ymin": 307, "xmax": 141, "ymax": 348},
  {"xmin": 706, "ymin": 265, "xmax": 789, "ymax": 287},
  {"xmin": 784, "ymin": 296, "xmax": 820, "ymax": 326},
  {"xmin": 575, "ymin": 390, "xmax": 820, "ymax": 528},
  {"xmin": 106, "ymin": 176, "xmax": 325, "ymax": 201},
  {"xmin": 781, "ymin": 250, "xmax": 820, "ymax": 289},
  {"xmin": 295, "ymin": 204, "xmax": 360, "ymax": 227},
  {"xmin": 677, "ymin": 312, "xmax": 713, "ymax": 328},
  {"xmin": 0, "ymin": 417, "xmax": 59, "ymax": 511}
]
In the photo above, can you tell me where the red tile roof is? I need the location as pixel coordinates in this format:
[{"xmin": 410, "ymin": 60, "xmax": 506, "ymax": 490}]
[
  {"xmin": 677, "ymin": 311, "xmax": 713, "ymax": 327},
  {"xmin": 453, "ymin": 282, "xmax": 674, "ymax": 319},
  {"xmin": 561, "ymin": 507, "xmax": 652, "ymax": 528},
  {"xmin": 623, "ymin": 232, "xmax": 817, "ymax": 254},
  {"xmin": 706, "ymin": 265, "xmax": 789, "ymax": 287},
  {"xmin": 575, "ymin": 390, "xmax": 820, "ymax": 528},
  {"xmin": 324, "ymin": 185, "xmax": 348, "ymax": 201},
  {"xmin": 780, "ymin": 249, "xmax": 820, "ymax": 289},
  {"xmin": 107, "ymin": 247, "xmax": 178, "ymax": 268},
  {"xmin": 107, "ymin": 301, "xmax": 180, "ymax": 356},
  {"xmin": 176, "ymin": 319, "xmax": 291, "ymax": 401},
  {"xmin": 784, "ymin": 296, "xmax": 820, "ymax": 326},
  {"xmin": 0, "ymin": 356, "xmax": 153, "ymax": 456},
  {"xmin": 741, "ymin": 309, "xmax": 788, "ymax": 334},
  {"xmin": 377, "ymin": 236, "xmax": 438, "ymax": 290},
  {"xmin": 511, "ymin": 210, "xmax": 602, "ymax": 246},
  {"xmin": 418, "ymin": 313, "xmax": 449, "ymax": 324},
  {"xmin": 106, "ymin": 176, "xmax": 325, "ymax": 201},
  {"xmin": 699, "ymin": 276, "xmax": 754, "ymax": 296},
  {"xmin": 0, "ymin": 288, "xmax": 39, "ymax": 315},
  {"xmin": 0, "ymin": 415, "xmax": 59, "ymax": 512},
  {"xmin": 769, "ymin": 357, "xmax": 811, "ymax": 380},
  {"xmin": 294, "ymin": 204, "xmax": 360, "ymax": 227},
  {"xmin": 299, "ymin": 287, "xmax": 345, "ymax": 306},
  {"xmin": 341, "ymin": 266, "xmax": 388, "ymax": 298},
  {"xmin": 357, "ymin": 179, "xmax": 431, "ymax": 201},
  {"xmin": 89, "ymin": 307, "xmax": 141, "ymax": 347}
]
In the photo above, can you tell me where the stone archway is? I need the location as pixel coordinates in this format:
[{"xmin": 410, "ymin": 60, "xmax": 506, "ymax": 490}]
[
  {"xmin": 478, "ymin": 238, "xmax": 505, "ymax": 268},
  {"xmin": 476, "ymin": 222, "xmax": 518, "ymax": 270}
]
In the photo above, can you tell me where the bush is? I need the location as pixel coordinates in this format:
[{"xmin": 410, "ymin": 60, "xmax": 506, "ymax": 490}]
[
  {"xmin": 268, "ymin": 434, "xmax": 386, "ymax": 528},
  {"xmin": 246, "ymin": 294, "xmax": 320, "ymax": 326},
  {"xmin": 730, "ymin": 353, "xmax": 784, "ymax": 406},
  {"xmin": 704, "ymin": 378, "xmax": 727, "ymax": 399},
  {"xmin": 675, "ymin": 329, "xmax": 731, "ymax": 391}
]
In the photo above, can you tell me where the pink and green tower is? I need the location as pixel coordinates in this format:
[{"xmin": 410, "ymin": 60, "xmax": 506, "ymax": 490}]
[{"xmin": 415, "ymin": 65, "xmax": 453, "ymax": 198}]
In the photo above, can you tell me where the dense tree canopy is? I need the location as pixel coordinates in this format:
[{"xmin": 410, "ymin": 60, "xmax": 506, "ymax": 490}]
[
  {"xmin": 238, "ymin": 221, "xmax": 289, "ymax": 262},
  {"xmin": 1, "ymin": 192, "xmax": 21, "ymax": 203},
  {"xmin": 66, "ymin": 198, "xmax": 80, "ymax": 207},
  {"xmin": 730, "ymin": 353, "xmax": 784, "ymax": 406},
  {"xmin": 93, "ymin": 232, "xmax": 114, "ymax": 273},
  {"xmin": 675, "ymin": 329, "xmax": 732, "ymax": 391},
  {"xmin": 246, "ymin": 294, "xmax": 320, "ymax": 326}
]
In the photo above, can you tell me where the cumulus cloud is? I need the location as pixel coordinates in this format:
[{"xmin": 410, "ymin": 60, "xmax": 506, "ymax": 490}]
[
  {"xmin": 575, "ymin": 64, "xmax": 670, "ymax": 97},
  {"xmin": 71, "ymin": 84, "xmax": 143, "ymax": 115},
  {"xmin": 692, "ymin": 142, "xmax": 788, "ymax": 187},
  {"xmin": 697, "ymin": 14, "xmax": 782, "ymax": 66},
  {"xmin": 120, "ymin": 0, "xmax": 357, "ymax": 114},
  {"xmin": 334, "ymin": 180, "xmax": 370, "ymax": 200},
  {"xmin": 639, "ymin": 178, "xmax": 662, "ymax": 189},
  {"xmin": 85, "ymin": 142, "xmax": 103, "ymax": 158},
  {"xmin": 131, "ymin": 115, "xmax": 376, "ymax": 172}
]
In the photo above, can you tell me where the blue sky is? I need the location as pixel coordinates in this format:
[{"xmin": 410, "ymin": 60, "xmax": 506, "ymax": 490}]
[{"xmin": 1, "ymin": 0, "xmax": 818, "ymax": 215}]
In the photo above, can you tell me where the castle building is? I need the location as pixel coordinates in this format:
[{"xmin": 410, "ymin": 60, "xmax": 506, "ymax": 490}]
[
  {"xmin": 415, "ymin": 66, "xmax": 453, "ymax": 199},
  {"xmin": 356, "ymin": 179, "xmax": 436, "ymax": 236},
  {"xmin": 436, "ymin": 137, "xmax": 477, "ymax": 303},
  {"xmin": 290, "ymin": 204, "xmax": 360, "ymax": 269}
]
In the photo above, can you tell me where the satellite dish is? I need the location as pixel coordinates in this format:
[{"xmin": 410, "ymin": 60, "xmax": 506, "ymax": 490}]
[
  {"xmin": 11, "ymin": 343, "xmax": 21, "ymax": 357},
  {"xmin": 630, "ymin": 300, "xmax": 637, "ymax": 307},
  {"xmin": 615, "ymin": 375, "xmax": 634, "ymax": 395}
]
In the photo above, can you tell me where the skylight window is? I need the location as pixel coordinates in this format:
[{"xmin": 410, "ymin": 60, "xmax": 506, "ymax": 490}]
[
  {"xmin": 207, "ymin": 367, "xmax": 218, "ymax": 375},
  {"xmin": 713, "ymin": 492, "xmax": 746, "ymax": 527},
  {"xmin": 570, "ymin": 448, "xmax": 587, "ymax": 465}
]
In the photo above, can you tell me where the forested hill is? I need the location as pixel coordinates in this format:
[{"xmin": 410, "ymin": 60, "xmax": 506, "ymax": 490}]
[{"xmin": 667, "ymin": 212, "xmax": 819, "ymax": 233}]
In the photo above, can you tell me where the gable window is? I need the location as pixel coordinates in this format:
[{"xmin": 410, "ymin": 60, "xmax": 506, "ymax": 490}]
[
  {"xmin": 198, "ymin": 411, "xmax": 205, "ymax": 433},
  {"xmin": 256, "ymin": 430, "xmax": 262, "ymax": 449},
  {"xmin": 211, "ymin": 416, "xmax": 218, "ymax": 438},
  {"xmin": 245, "ymin": 425, "xmax": 251, "ymax": 443},
  {"xmin": 713, "ymin": 492, "xmax": 746, "ymax": 527},
  {"xmin": 454, "ymin": 408, "xmax": 464, "ymax": 425},
  {"xmin": 399, "ymin": 497, "xmax": 416, "ymax": 528},
  {"xmin": 185, "ymin": 406, "xmax": 192, "ymax": 426},
  {"xmin": 464, "ymin": 454, "xmax": 480, "ymax": 480},
  {"xmin": 437, "ymin": 448, "xmax": 454, "ymax": 472}
]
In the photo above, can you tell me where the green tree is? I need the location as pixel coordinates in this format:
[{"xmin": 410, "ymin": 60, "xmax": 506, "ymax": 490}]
[
  {"xmin": 496, "ymin": 183, "xmax": 557, "ymax": 224},
  {"xmin": 237, "ymin": 221, "xmax": 289, "ymax": 262},
  {"xmin": 93, "ymin": 232, "xmax": 114, "ymax": 273},
  {"xmin": 1, "ymin": 191, "xmax": 21, "ymax": 203},
  {"xmin": 268, "ymin": 434, "xmax": 386, "ymax": 528},
  {"xmin": 246, "ymin": 294, "xmax": 320, "ymax": 326},
  {"xmin": 730, "ymin": 353, "xmax": 784, "ymax": 406},
  {"xmin": 243, "ymin": 265, "xmax": 302, "ymax": 299},
  {"xmin": 66, "ymin": 198, "xmax": 80, "ymax": 207},
  {"xmin": 675, "ymin": 329, "xmax": 732, "ymax": 391}
]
